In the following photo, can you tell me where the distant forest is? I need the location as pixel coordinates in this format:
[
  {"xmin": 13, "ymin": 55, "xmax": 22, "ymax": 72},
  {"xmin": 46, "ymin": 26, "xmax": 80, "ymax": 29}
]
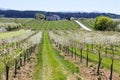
[{"xmin": 0, "ymin": 10, "xmax": 120, "ymax": 19}]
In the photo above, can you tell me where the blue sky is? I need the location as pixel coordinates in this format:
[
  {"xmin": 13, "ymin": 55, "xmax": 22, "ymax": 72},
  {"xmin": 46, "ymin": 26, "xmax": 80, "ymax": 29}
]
[{"xmin": 0, "ymin": 0, "xmax": 120, "ymax": 14}]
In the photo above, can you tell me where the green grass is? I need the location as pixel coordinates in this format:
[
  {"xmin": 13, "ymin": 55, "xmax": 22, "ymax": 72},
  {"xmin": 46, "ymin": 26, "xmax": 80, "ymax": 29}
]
[
  {"xmin": 0, "ymin": 18, "xmax": 33, "ymax": 23},
  {"xmin": 26, "ymin": 20, "xmax": 79, "ymax": 30},
  {"xmin": 33, "ymin": 32, "xmax": 65, "ymax": 80},
  {"xmin": 78, "ymin": 18, "xmax": 95, "ymax": 29},
  {"xmin": 32, "ymin": 35, "xmax": 43, "ymax": 79},
  {"xmin": 0, "ymin": 63, "xmax": 5, "ymax": 80},
  {"xmin": 15, "ymin": 18, "xmax": 33, "ymax": 24},
  {"xmin": 33, "ymin": 32, "xmax": 79, "ymax": 80},
  {"xmin": 0, "ymin": 29, "xmax": 30, "ymax": 39},
  {"xmin": 53, "ymin": 46, "xmax": 79, "ymax": 74},
  {"xmin": 0, "ymin": 18, "xmax": 16, "ymax": 22}
]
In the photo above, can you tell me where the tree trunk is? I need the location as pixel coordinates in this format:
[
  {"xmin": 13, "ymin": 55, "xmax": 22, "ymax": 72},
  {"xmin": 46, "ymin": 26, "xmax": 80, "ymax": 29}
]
[
  {"xmin": 109, "ymin": 58, "xmax": 113, "ymax": 80},
  {"xmin": 68, "ymin": 46, "xmax": 69, "ymax": 55},
  {"xmin": 59, "ymin": 44, "xmax": 61, "ymax": 50},
  {"xmin": 97, "ymin": 45, "xmax": 101, "ymax": 75},
  {"xmin": 5, "ymin": 64, "xmax": 9, "ymax": 80},
  {"xmin": 75, "ymin": 47, "xmax": 76, "ymax": 60},
  {"xmin": 58, "ymin": 44, "xmax": 60, "ymax": 49},
  {"xmin": 14, "ymin": 59, "xmax": 17, "ymax": 77},
  {"xmin": 86, "ymin": 52, "xmax": 88, "ymax": 67},
  {"xmin": 80, "ymin": 48, "xmax": 83, "ymax": 63},
  {"xmin": 86, "ymin": 44, "xmax": 89, "ymax": 67},
  {"xmin": 71, "ymin": 46, "xmax": 73, "ymax": 58},
  {"xmin": 109, "ymin": 45, "xmax": 114, "ymax": 80},
  {"xmin": 27, "ymin": 49, "xmax": 30, "ymax": 61},
  {"xmin": 24, "ymin": 53, "xmax": 26, "ymax": 64},
  {"xmin": 105, "ymin": 47, "xmax": 107, "ymax": 55},
  {"xmin": 20, "ymin": 54, "xmax": 22, "ymax": 66}
]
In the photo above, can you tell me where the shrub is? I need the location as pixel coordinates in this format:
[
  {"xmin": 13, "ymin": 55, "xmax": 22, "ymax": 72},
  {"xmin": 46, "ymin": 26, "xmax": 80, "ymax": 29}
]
[
  {"xmin": 94, "ymin": 16, "xmax": 115, "ymax": 31},
  {"xmin": 34, "ymin": 13, "xmax": 45, "ymax": 20}
]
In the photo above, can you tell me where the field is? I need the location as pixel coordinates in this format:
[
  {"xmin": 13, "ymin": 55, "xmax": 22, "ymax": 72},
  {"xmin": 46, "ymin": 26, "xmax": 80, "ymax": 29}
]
[
  {"xmin": 0, "ymin": 18, "xmax": 120, "ymax": 80},
  {"xmin": 25, "ymin": 20, "xmax": 80, "ymax": 30}
]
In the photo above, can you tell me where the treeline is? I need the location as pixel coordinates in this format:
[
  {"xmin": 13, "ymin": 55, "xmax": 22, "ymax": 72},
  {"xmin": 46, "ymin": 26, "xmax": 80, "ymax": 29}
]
[{"xmin": 0, "ymin": 10, "xmax": 120, "ymax": 18}]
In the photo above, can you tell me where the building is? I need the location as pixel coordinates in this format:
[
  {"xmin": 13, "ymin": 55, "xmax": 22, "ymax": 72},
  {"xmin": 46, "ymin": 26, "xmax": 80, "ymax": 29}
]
[{"xmin": 47, "ymin": 15, "xmax": 60, "ymax": 21}]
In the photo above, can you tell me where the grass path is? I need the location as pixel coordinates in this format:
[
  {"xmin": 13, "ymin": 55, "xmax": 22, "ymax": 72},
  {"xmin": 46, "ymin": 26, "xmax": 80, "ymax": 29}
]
[
  {"xmin": 33, "ymin": 32, "xmax": 79, "ymax": 80},
  {"xmin": 0, "ymin": 29, "xmax": 30, "ymax": 39}
]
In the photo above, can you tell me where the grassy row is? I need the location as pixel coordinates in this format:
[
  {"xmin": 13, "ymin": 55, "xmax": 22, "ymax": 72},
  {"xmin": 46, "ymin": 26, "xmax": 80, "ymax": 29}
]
[
  {"xmin": 0, "ymin": 18, "xmax": 33, "ymax": 23},
  {"xmin": 53, "ymin": 48, "xmax": 79, "ymax": 74},
  {"xmin": 0, "ymin": 18, "xmax": 16, "ymax": 22},
  {"xmin": 26, "ymin": 20, "xmax": 79, "ymax": 30},
  {"xmin": 32, "ymin": 34, "xmax": 43, "ymax": 79},
  {"xmin": 33, "ymin": 32, "xmax": 65, "ymax": 80},
  {"xmin": 33, "ymin": 32, "xmax": 79, "ymax": 80},
  {"xmin": 0, "ymin": 29, "xmax": 30, "ymax": 39}
]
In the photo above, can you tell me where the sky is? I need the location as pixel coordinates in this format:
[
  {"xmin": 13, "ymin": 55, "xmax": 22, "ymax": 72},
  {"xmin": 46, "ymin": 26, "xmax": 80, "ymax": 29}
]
[{"xmin": 0, "ymin": 0, "xmax": 120, "ymax": 14}]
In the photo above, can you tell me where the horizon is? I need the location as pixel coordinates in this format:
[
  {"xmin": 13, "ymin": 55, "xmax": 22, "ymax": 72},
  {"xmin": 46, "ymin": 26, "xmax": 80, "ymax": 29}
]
[
  {"xmin": 1, "ymin": 8, "xmax": 119, "ymax": 15},
  {"xmin": 0, "ymin": 0, "xmax": 120, "ymax": 15}
]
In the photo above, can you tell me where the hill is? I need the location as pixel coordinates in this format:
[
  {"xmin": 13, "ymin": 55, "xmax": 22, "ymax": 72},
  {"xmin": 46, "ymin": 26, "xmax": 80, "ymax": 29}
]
[{"xmin": 0, "ymin": 9, "xmax": 120, "ymax": 19}]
